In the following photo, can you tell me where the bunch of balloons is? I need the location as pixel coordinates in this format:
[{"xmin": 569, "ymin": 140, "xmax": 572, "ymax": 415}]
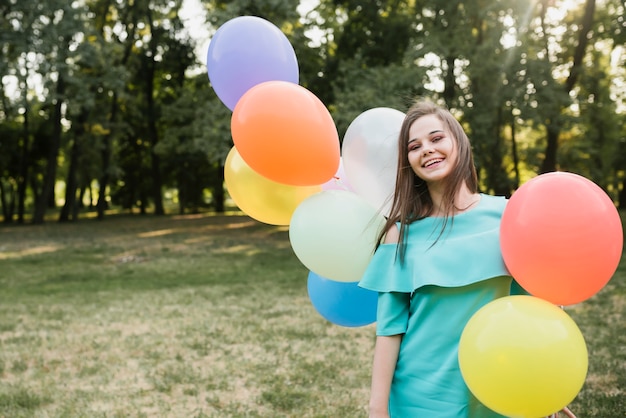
[
  {"xmin": 207, "ymin": 16, "xmax": 406, "ymax": 327},
  {"xmin": 459, "ymin": 172, "xmax": 623, "ymax": 417}
]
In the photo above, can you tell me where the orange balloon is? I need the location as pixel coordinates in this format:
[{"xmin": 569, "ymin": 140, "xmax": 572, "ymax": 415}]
[
  {"xmin": 224, "ymin": 147, "xmax": 321, "ymax": 225},
  {"xmin": 501, "ymin": 172, "xmax": 623, "ymax": 305},
  {"xmin": 231, "ymin": 81, "xmax": 340, "ymax": 186}
]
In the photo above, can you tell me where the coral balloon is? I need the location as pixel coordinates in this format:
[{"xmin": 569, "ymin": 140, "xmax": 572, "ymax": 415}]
[
  {"xmin": 289, "ymin": 190, "xmax": 386, "ymax": 282},
  {"xmin": 231, "ymin": 81, "xmax": 340, "ymax": 186},
  {"xmin": 307, "ymin": 271, "xmax": 377, "ymax": 327},
  {"xmin": 224, "ymin": 147, "xmax": 320, "ymax": 225},
  {"xmin": 501, "ymin": 172, "xmax": 623, "ymax": 305},
  {"xmin": 342, "ymin": 107, "xmax": 405, "ymax": 214},
  {"xmin": 206, "ymin": 16, "xmax": 299, "ymax": 110},
  {"xmin": 459, "ymin": 295, "xmax": 588, "ymax": 418}
]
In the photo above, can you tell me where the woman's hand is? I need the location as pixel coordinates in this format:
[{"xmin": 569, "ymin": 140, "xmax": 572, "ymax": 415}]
[
  {"xmin": 368, "ymin": 334, "xmax": 401, "ymax": 418},
  {"xmin": 547, "ymin": 407, "xmax": 576, "ymax": 418},
  {"xmin": 368, "ymin": 407, "xmax": 390, "ymax": 418}
]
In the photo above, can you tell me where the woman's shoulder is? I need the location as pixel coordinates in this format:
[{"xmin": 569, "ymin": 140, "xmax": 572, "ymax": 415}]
[
  {"xmin": 383, "ymin": 223, "xmax": 400, "ymax": 244},
  {"xmin": 480, "ymin": 193, "xmax": 508, "ymax": 203},
  {"xmin": 479, "ymin": 193, "xmax": 508, "ymax": 211}
]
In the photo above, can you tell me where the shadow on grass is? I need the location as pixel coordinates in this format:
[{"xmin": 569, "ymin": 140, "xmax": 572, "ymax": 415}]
[
  {"xmin": 0, "ymin": 213, "xmax": 305, "ymax": 302},
  {"xmin": 0, "ymin": 386, "xmax": 52, "ymax": 417}
]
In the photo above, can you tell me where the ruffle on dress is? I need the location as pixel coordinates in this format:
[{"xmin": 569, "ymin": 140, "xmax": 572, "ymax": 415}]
[{"xmin": 359, "ymin": 195, "xmax": 511, "ymax": 293}]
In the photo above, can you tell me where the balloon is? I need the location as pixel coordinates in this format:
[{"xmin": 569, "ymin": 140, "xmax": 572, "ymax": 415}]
[
  {"xmin": 500, "ymin": 172, "xmax": 623, "ymax": 305},
  {"xmin": 342, "ymin": 107, "xmax": 405, "ymax": 214},
  {"xmin": 289, "ymin": 190, "xmax": 386, "ymax": 282},
  {"xmin": 231, "ymin": 81, "xmax": 340, "ymax": 186},
  {"xmin": 307, "ymin": 271, "xmax": 377, "ymax": 327},
  {"xmin": 459, "ymin": 295, "xmax": 588, "ymax": 418},
  {"xmin": 206, "ymin": 16, "xmax": 299, "ymax": 111},
  {"xmin": 224, "ymin": 147, "xmax": 320, "ymax": 225},
  {"xmin": 321, "ymin": 158, "xmax": 354, "ymax": 192}
]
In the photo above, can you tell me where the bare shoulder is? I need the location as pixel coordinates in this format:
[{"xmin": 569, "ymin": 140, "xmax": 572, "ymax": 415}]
[{"xmin": 383, "ymin": 223, "xmax": 400, "ymax": 244}]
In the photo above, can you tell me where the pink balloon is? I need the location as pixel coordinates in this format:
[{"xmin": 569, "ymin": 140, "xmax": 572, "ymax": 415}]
[
  {"xmin": 501, "ymin": 172, "xmax": 623, "ymax": 305},
  {"xmin": 321, "ymin": 158, "xmax": 354, "ymax": 192}
]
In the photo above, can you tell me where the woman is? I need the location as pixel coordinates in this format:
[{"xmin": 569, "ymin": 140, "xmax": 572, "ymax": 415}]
[{"xmin": 359, "ymin": 99, "xmax": 529, "ymax": 417}]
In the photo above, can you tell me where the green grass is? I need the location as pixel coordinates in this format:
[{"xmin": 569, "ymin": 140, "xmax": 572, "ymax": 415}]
[{"xmin": 0, "ymin": 211, "xmax": 624, "ymax": 417}]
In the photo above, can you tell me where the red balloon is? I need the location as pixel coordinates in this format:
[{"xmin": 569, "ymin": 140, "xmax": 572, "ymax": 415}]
[
  {"xmin": 231, "ymin": 81, "xmax": 340, "ymax": 186},
  {"xmin": 501, "ymin": 172, "xmax": 623, "ymax": 305}
]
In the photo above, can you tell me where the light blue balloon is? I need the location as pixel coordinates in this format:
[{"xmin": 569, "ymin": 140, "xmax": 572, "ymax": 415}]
[
  {"xmin": 307, "ymin": 271, "xmax": 377, "ymax": 327},
  {"xmin": 206, "ymin": 16, "xmax": 299, "ymax": 111}
]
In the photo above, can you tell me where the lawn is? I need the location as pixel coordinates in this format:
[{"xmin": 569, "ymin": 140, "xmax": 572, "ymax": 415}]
[{"xmin": 0, "ymin": 211, "xmax": 624, "ymax": 417}]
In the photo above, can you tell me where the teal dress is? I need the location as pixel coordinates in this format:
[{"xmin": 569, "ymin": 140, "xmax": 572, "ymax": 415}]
[{"xmin": 359, "ymin": 194, "xmax": 523, "ymax": 417}]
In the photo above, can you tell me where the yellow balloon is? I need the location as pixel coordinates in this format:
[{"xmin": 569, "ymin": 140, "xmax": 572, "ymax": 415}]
[
  {"xmin": 458, "ymin": 295, "xmax": 588, "ymax": 418},
  {"xmin": 224, "ymin": 147, "xmax": 321, "ymax": 225}
]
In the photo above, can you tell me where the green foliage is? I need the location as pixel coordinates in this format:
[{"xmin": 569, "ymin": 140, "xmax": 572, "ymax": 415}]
[
  {"xmin": 1, "ymin": 0, "xmax": 626, "ymax": 221},
  {"xmin": 331, "ymin": 60, "xmax": 425, "ymax": 138}
]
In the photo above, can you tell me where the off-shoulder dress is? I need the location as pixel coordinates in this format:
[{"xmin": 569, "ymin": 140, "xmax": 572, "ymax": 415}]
[{"xmin": 359, "ymin": 194, "xmax": 524, "ymax": 417}]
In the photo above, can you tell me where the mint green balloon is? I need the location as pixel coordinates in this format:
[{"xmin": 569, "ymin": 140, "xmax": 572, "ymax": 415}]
[{"xmin": 289, "ymin": 190, "xmax": 387, "ymax": 282}]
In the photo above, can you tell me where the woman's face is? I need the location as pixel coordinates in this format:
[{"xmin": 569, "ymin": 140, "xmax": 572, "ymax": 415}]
[{"xmin": 406, "ymin": 114, "xmax": 458, "ymax": 186}]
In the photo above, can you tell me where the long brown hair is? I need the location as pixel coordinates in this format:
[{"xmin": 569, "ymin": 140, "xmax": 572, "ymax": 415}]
[{"xmin": 377, "ymin": 99, "xmax": 478, "ymax": 260}]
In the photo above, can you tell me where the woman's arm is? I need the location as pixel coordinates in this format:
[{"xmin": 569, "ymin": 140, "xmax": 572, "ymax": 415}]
[
  {"xmin": 369, "ymin": 224, "xmax": 403, "ymax": 417},
  {"xmin": 369, "ymin": 334, "xmax": 402, "ymax": 418}
]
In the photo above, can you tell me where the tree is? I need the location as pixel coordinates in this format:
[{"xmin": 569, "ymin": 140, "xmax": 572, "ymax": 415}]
[
  {"xmin": 1, "ymin": 0, "xmax": 624, "ymax": 223},
  {"xmin": 528, "ymin": 0, "xmax": 597, "ymax": 173},
  {"xmin": 88, "ymin": 0, "xmax": 137, "ymax": 220},
  {"xmin": 58, "ymin": 33, "xmax": 121, "ymax": 221},
  {"xmin": 313, "ymin": 0, "xmax": 414, "ymax": 105},
  {"xmin": 28, "ymin": 1, "xmax": 93, "ymax": 223},
  {"xmin": 0, "ymin": 0, "xmax": 46, "ymax": 223}
]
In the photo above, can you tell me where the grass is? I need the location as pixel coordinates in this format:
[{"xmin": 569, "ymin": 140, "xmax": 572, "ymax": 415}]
[
  {"xmin": 0, "ymin": 211, "xmax": 624, "ymax": 417},
  {"xmin": 0, "ymin": 213, "xmax": 373, "ymax": 417}
]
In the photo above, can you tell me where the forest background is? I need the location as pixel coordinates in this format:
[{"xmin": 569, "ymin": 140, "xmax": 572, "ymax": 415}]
[{"xmin": 0, "ymin": 0, "xmax": 625, "ymax": 223}]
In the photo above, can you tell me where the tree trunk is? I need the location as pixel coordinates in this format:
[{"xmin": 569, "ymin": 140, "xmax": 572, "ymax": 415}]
[
  {"xmin": 145, "ymin": 10, "xmax": 164, "ymax": 216},
  {"xmin": 0, "ymin": 180, "xmax": 15, "ymax": 223},
  {"xmin": 213, "ymin": 163, "xmax": 225, "ymax": 213},
  {"xmin": 33, "ymin": 74, "xmax": 65, "ymax": 224},
  {"xmin": 618, "ymin": 176, "xmax": 626, "ymax": 209},
  {"xmin": 539, "ymin": 0, "xmax": 596, "ymax": 173},
  {"xmin": 539, "ymin": 126, "xmax": 559, "ymax": 174},
  {"xmin": 60, "ymin": 110, "xmax": 88, "ymax": 222},
  {"xmin": 59, "ymin": 136, "xmax": 81, "ymax": 222},
  {"xmin": 95, "ymin": 0, "xmax": 137, "ymax": 220},
  {"xmin": 442, "ymin": 56, "xmax": 456, "ymax": 106},
  {"xmin": 96, "ymin": 133, "xmax": 111, "ymax": 219},
  {"xmin": 178, "ymin": 170, "xmax": 186, "ymax": 215},
  {"xmin": 0, "ymin": 181, "xmax": 6, "ymax": 221},
  {"xmin": 510, "ymin": 111, "xmax": 520, "ymax": 189},
  {"xmin": 17, "ymin": 84, "xmax": 30, "ymax": 224}
]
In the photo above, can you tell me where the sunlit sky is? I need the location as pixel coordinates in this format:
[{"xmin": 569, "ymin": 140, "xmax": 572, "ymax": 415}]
[
  {"xmin": 1, "ymin": 0, "xmax": 622, "ymax": 111},
  {"xmin": 179, "ymin": 0, "xmax": 211, "ymax": 65},
  {"xmin": 179, "ymin": 0, "xmax": 320, "ymax": 67}
]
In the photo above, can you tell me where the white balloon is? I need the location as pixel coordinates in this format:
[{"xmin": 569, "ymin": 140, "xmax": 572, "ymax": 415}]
[{"xmin": 342, "ymin": 107, "xmax": 405, "ymax": 215}]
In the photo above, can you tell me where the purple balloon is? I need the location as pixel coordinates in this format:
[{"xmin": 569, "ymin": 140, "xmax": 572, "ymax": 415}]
[{"xmin": 206, "ymin": 16, "xmax": 299, "ymax": 111}]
